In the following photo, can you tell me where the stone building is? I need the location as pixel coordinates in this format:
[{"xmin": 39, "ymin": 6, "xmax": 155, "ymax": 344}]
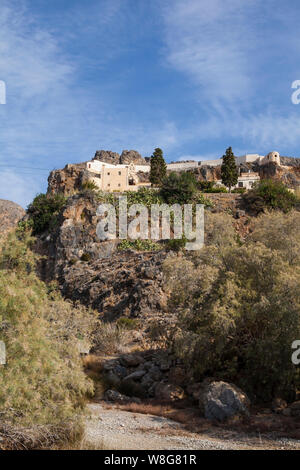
[{"xmin": 85, "ymin": 160, "xmax": 151, "ymax": 192}]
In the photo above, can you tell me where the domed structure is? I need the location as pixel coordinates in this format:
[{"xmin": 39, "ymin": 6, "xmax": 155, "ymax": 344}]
[{"xmin": 258, "ymin": 151, "xmax": 281, "ymax": 166}]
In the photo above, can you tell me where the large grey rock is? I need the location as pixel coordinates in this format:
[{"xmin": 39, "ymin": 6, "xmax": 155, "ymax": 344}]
[{"xmin": 199, "ymin": 380, "xmax": 250, "ymax": 422}]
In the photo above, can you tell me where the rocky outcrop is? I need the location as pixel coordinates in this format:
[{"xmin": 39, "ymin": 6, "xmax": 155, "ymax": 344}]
[
  {"xmin": 120, "ymin": 150, "xmax": 146, "ymax": 165},
  {"xmin": 280, "ymin": 156, "xmax": 300, "ymax": 167},
  {"xmin": 258, "ymin": 162, "xmax": 300, "ymax": 189},
  {"xmin": 102, "ymin": 351, "xmax": 188, "ymax": 399},
  {"xmin": 61, "ymin": 250, "xmax": 168, "ymax": 321},
  {"xmin": 0, "ymin": 199, "xmax": 25, "ymax": 238},
  {"xmin": 93, "ymin": 149, "xmax": 147, "ymax": 166},
  {"xmin": 47, "ymin": 163, "xmax": 87, "ymax": 195},
  {"xmin": 191, "ymin": 165, "xmax": 222, "ymax": 182},
  {"xmin": 93, "ymin": 150, "xmax": 120, "ymax": 165}
]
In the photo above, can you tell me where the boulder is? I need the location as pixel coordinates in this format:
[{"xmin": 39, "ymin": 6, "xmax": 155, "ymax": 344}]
[
  {"xmin": 120, "ymin": 354, "xmax": 144, "ymax": 368},
  {"xmin": 198, "ymin": 380, "xmax": 250, "ymax": 422},
  {"xmin": 104, "ymin": 390, "xmax": 131, "ymax": 404},
  {"xmin": 155, "ymin": 382, "xmax": 184, "ymax": 401},
  {"xmin": 124, "ymin": 370, "xmax": 146, "ymax": 381}
]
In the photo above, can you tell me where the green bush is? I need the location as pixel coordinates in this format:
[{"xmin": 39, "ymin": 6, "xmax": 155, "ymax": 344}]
[
  {"xmin": 80, "ymin": 253, "xmax": 91, "ymax": 262},
  {"xmin": 116, "ymin": 317, "xmax": 139, "ymax": 330},
  {"xmin": 118, "ymin": 239, "xmax": 160, "ymax": 252},
  {"xmin": 198, "ymin": 181, "xmax": 228, "ymax": 193},
  {"xmin": 164, "ymin": 211, "xmax": 300, "ymax": 402},
  {"xmin": 27, "ymin": 193, "xmax": 67, "ymax": 234},
  {"xmin": 242, "ymin": 179, "xmax": 299, "ymax": 213},
  {"xmin": 166, "ymin": 236, "xmax": 188, "ymax": 252},
  {"xmin": 197, "ymin": 181, "xmax": 215, "ymax": 192},
  {"xmin": 232, "ymin": 187, "xmax": 246, "ymax": 194},
  {"xmin": 125, "ymin": 187, "xmax": 163, "ymax": 208}
]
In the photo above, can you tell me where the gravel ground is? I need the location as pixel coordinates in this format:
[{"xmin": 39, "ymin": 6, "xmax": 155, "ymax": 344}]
[{"xmin": 84, "ymin": 403, "xmax": 300, "ymax": 450}]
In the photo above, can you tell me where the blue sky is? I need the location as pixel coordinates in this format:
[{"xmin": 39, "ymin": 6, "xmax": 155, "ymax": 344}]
[{"xmin": 1, "ymin": 0, "xmax": 300, "ymax": 207}]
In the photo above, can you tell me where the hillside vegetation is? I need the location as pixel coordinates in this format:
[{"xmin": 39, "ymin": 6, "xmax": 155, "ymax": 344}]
[
  {"xmin": 164, "ymin": 211, "xmax": 300, "ymax": 402},
  {"xmin": 0, "ymin": 230, "xmax": 97, "ymax": 449}
]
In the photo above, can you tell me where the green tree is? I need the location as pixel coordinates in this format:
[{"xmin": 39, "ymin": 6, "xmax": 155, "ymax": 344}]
[
  {"xmin": 149, "ymin": 148, "xmax": 167, "ymax": 186},
  {"xmin": 160, "ymin": 171, "xmax": 197, "ymax": 204},
  {"xmin": 221, "ymin": 147, "xmax": 238, "ymax": 192}
]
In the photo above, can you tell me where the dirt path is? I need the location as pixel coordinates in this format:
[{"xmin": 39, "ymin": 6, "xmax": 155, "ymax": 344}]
[{"xmin": 84, "ymin": 403, "xmax": 300, "ymax": 450}]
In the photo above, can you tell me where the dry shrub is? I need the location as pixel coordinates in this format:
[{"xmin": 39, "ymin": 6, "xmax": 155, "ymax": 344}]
[
  {"xmin": 113, "ymin": 400, "xmax": 208, "ymax": 433},
  {"xmin": 0, "ymin": 421, "xmax": 83, "ymax": 450},
  {"xmin": 93, "ymin": 321, "xmax": 131, "ymax": 354}
]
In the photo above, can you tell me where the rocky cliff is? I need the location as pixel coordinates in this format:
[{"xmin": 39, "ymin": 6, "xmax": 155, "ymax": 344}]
[
  {"xmin": 36, "ymin": 193, "xmax": 168, "ymax": 321},
  {"xmin": 47, "ymin": 163, "xmax": 89, "ymax": 195},
  {"xmin": 257, "ymin": 161, "xmax": 300, "ymax": 189},
  {"xmin": 0, "ymin": 199, "xmax": 25, "ymax": 238}
]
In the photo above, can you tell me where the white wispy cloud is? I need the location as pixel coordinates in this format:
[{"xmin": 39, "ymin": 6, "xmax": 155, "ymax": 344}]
[
  {"xmin": 0, "ymin": 0, "xmax": 178, "ymax": 205},
  {"xmin": 162, "ymin": 0, "xmax": 258, "ymax": 107},
  {"xmin": 161, "ymin": 0, "xmax": 300, "ymax": 153}
]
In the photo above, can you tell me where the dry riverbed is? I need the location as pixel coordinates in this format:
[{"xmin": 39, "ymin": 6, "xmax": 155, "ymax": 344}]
[{"xmin": 84, "ymin": 403, "xmax": 300, "ymax": 450}]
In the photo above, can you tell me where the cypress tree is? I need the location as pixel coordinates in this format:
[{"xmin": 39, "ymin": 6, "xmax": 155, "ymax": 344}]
[
  {"xmin": 221, "ymin": 147, "xmax": 238, "ymax": 192},
  {"xmin": 149, "ymin": 148, "xmax": 167, "ymax": 186}
]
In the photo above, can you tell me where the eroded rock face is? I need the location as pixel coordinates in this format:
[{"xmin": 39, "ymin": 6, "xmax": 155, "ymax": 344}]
[
  {"xmin": 0, "ymin": 199, "xmax": 25, "ymax": 238},
  {"xmin": 93, "ymin": 150, "xmax": 120, "ymax": 165},
  {"xmin": 192, "ymin": 165, "xmax": 222, "ymax": 182},
  {"xmin": 47, "ymin": 163, "xmax": 87, "ymax": 195},
  {"xmin": 61, "ymin": 250, "xmax": 168, "ymax": 321},
  {"xmin": 258, "ymin": 162, "xmax": 300, "ymax": 189},
  {"xmin": 36, "ymin": 193, "xmax": 168, "ymax": 320},
  {"xmin": 120, "ymin": 150, "xmax": 146, "ymax": 165},
  {"xmin": 198, "ymin": 380, "xmax": 250, "ymax": 422}
]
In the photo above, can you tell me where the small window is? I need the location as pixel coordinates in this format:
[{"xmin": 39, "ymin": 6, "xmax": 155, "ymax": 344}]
[
  {"xmin": 107, "ymin": 172, "xmax": 110, "ymax": 176},
  {"xmin": 238, "ymin": 182, "xmax": 244, "ymax": 188},
  {"xmin": 118, "ymin": 171, "xmax": 121, "ymax": 176},
  {"xmin": 118, "ymin": 183, "xmax": 121, "ymax": 187},
  {"xmin": 107, "ymin": 184, "xmax": 110, "ymax": 187}
]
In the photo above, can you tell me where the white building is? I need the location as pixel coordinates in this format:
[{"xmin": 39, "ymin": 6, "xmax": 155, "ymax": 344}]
[
  {"xmin": 216, "ymin": 171, "xmax": 260, "ymax": 190},
  {"xmin": 198, "ymin": 151, "xmax": 281, "ymax": 167}
]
